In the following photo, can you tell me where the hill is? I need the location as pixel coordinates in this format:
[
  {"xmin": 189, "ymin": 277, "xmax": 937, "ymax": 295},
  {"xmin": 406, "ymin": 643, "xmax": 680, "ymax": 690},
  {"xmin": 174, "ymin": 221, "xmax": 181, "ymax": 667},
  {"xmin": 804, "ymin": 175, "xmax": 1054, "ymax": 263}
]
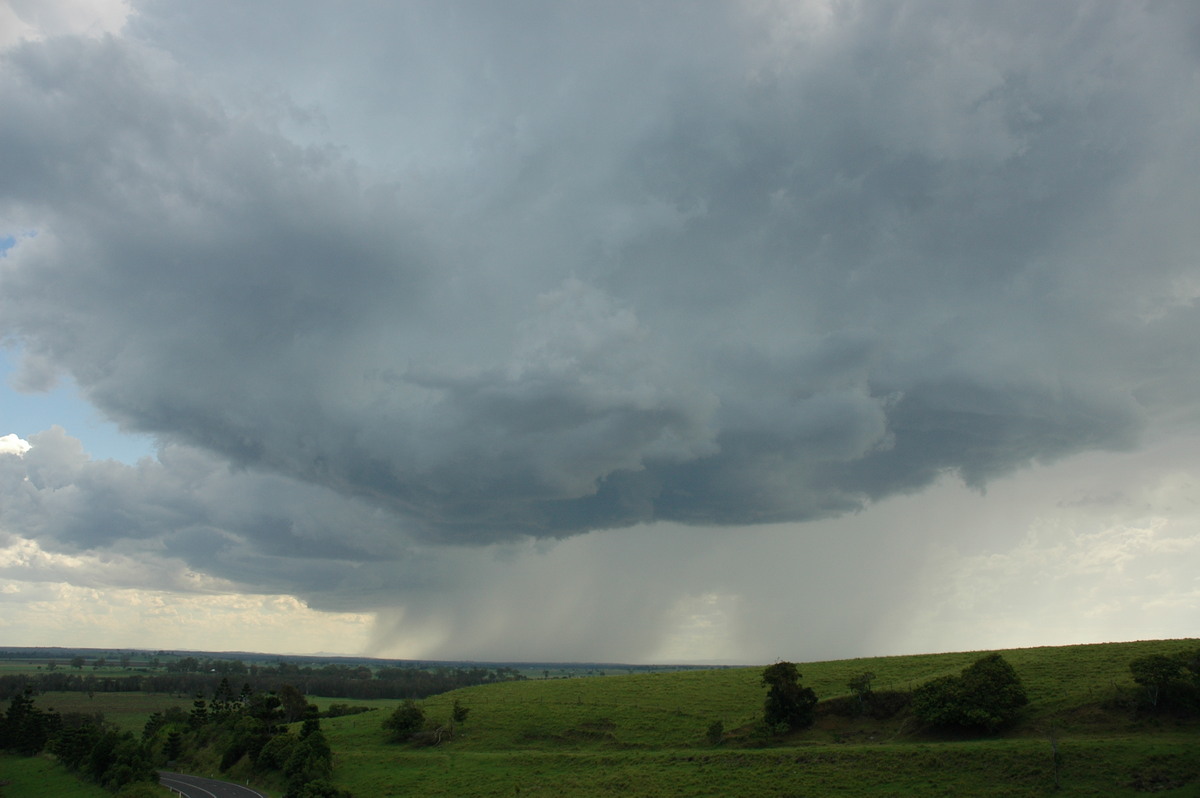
[{"xmin": 315, "ymin": 639, "xmax": 1199, "ymax": 797}]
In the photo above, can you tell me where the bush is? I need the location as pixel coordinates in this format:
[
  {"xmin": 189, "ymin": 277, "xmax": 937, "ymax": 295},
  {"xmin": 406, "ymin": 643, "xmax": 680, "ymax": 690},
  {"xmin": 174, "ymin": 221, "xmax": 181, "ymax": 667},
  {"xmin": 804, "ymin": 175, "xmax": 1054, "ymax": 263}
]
[
  {"xmin": 257, "ymin": 731, "xmax": 298, "ymax": 770},
  {"xmin": 912, "ymin": 653, "xmax": 1027, "ymax": 733},
  {"xmin": 283, "ymin": 730, "xmax": 333, "ymax": 785},
  {"xmin": 820, "ymin": 689, "xmax": 912, "ymax": 720},
  {"xmin": 865, "ymin": 690, "xmax": 912, "ymax": 719},
  {"xmin": 382, "ymin": 700, "xmax": 425, "ymax": 742},
  {"xmin": 1129, "ymin": 651, "xmax": 1200, "ymax": 714}
]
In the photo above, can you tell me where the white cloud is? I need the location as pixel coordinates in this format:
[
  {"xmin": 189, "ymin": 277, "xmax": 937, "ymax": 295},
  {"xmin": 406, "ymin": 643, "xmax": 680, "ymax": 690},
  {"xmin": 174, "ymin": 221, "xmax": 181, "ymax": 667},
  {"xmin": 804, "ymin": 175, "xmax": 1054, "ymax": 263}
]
[
  {"xmin": 0, "ymin": 433, "xmax": 30, "ymax": 455},
  {"xmin": 0, "ymin": 577, "xmax": 371, "ymax": 654}
]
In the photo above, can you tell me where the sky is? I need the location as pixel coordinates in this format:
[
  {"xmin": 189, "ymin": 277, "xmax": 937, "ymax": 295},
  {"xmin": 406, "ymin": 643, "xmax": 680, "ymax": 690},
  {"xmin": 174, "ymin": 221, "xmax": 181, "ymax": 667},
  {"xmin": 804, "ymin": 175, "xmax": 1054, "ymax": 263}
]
[{"xmin": 1, "ymin": 0, "xmax": 1198, "ymax": 664}]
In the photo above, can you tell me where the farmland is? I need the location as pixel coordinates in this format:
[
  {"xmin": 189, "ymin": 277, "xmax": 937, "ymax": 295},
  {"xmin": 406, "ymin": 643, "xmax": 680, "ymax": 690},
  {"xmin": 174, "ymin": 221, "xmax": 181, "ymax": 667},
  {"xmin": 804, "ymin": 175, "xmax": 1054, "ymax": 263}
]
[
  {"xmin": 315, "ymin": 639, "xmax": 1200, "ymax": 796},
  {"xmin": 2, "ymin": 639, "xmax": 1197, "ymax": 796}
]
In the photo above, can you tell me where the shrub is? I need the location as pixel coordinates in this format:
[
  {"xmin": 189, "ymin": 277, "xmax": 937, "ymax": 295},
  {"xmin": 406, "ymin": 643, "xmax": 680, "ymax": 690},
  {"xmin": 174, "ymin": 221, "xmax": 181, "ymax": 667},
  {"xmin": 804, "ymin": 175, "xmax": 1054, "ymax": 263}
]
[
  {"xmin": 912, "ymin": 653, "xmax": 1027, "ymax": 733},
  {"xmin": 382, "ymin": 700, "xmax": 425, "ymax": 742},
  {"xmin": 257, "ymin": 731, "xmax": 298, "ymax": 770},
  {"xmin": 1129, "ymin": 651, "xmax": 1200, "ymax": 714}
]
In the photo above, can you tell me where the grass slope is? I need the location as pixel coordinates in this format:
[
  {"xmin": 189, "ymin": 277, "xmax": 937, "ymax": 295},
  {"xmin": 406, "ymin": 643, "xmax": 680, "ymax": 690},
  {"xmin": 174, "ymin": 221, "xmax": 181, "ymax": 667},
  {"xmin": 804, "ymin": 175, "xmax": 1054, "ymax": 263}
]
[
  {"xmin": 0, "ymin": 754, "xmax": 111, "ymax": 798},
  {"xmin": 319, "ymin": 639, "xmax": 1200, "ymax": 797}
]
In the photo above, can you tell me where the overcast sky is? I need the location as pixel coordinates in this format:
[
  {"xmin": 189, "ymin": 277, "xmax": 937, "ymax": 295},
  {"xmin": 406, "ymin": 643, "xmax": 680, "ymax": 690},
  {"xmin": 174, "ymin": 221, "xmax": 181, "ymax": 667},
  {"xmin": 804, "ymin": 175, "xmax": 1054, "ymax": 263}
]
[{"xmin": 1, "ymin": 0, "xmax": 1198, "ymax": 664}]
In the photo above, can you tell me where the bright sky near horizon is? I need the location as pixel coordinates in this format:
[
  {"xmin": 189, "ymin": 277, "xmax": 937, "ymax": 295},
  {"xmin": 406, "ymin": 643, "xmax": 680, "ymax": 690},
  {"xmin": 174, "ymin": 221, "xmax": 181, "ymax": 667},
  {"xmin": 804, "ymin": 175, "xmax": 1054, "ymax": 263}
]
[{"xmin": 1, "ymin": 0, "xmax": 1198, "ymax": 663}]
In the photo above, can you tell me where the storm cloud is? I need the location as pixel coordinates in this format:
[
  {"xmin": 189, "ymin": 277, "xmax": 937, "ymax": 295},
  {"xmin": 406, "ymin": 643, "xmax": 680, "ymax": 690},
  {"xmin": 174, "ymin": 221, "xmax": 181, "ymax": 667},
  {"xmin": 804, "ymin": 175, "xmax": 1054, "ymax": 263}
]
[{"xmin": 2, "ymin": 1, "xmax": 1199, "ymax": 660}]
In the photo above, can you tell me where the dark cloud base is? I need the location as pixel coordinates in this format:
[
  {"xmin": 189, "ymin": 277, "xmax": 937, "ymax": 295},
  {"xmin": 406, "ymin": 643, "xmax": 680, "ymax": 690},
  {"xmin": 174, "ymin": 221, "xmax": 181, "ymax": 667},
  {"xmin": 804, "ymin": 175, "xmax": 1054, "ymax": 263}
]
[{"xmin": 1, "ymin": 2, "xmax": 1198, "ymax": 609}]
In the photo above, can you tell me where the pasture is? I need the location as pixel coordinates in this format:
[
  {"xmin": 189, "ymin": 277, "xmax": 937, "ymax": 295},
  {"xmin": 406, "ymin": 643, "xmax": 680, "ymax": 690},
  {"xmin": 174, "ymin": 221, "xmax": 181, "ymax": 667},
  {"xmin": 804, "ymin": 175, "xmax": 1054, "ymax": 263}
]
[
  {"xmin": 3, "ymin": 639, "xmax": 1197, "ymax": 796},
  {"xmin": 315, "ymin": 639, "xmax": 1200, "ymax": 796}
]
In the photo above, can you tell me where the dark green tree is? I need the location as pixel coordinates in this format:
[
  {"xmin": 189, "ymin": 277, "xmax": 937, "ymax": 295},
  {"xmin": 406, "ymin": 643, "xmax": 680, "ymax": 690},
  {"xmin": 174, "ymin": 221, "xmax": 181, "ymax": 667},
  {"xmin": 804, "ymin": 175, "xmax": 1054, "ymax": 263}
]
[
  {"xmin": 1129, "ymin": 652, "xmax": 1200, "ymax": 713},
  {"xmin": 848, "ymin": 671, "xmax": 875, "ymax": 699},
  {"xmin": 163, "ymin": 730, "xmax": 182, "ymax": 763},
  {"xmin": 256, "ymin": 731, "xmax": 298, "ymax": 771},
  {"xmin": 451, "ymin": 699, "xmax": 470, "ymax": 726},
  {"xmin": 1130, "ymin": 654, "xmax": 1184, "ymax": 709},
  {"xmin": 382, "ymin": 700, "xmax": 425, "ymax": 742},
  {"xmin": 279, "ymin": 684, "xmax": 311, "ymax": 724},
  {"xmin": 282, "ymin": 729, "xmax": 334, "ymax": 796},
  {"xmin": 912, "ymin": 653, "xmax": 1027, "ymax": 732},
  {"xmin": 761, "ymin": 662, "xmax": 818, "ymax": 731},
  {"xmin": 848, "ymin": 671, "xmax": 875, "ymax": 714},
  {"xmin": 1, "ymin": 689, "xmax": 59, "ymax": 755},
  {"xmin": 212, "ymin": 677, "xmax": 236, "ymax": 716},
  {"xmin": 221, "ymin": 715, "xmax": 270, "ymax": 771},
  {"xmin": 188, "ymin": 695, "xmax": 208, "ymax": 729}
]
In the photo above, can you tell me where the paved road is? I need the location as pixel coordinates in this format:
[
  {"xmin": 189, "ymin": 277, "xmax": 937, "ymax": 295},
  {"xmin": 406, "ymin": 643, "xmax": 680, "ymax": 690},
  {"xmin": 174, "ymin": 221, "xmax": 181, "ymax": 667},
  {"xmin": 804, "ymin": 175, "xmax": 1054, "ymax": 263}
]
[{"xmin": 158, "ymin": 771, "xmax": 271, "ymax": 798}]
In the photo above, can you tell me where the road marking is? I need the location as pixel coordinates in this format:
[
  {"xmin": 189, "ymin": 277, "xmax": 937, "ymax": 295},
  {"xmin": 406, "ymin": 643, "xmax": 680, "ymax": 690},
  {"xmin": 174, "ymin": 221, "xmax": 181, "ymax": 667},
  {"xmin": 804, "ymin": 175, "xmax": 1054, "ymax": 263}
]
[{"xmin": 158, "ymin": 772, "xmax": 270, "ymax": 798}]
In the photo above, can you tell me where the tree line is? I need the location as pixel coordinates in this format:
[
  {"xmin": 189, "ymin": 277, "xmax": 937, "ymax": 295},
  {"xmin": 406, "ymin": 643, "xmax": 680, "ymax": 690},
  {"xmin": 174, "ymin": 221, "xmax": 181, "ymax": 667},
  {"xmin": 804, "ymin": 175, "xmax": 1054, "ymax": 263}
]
[
  {"xmin": 0, "ymin": 677, "xmax": 359, "ymax": 797},
  {"xmin": 0, "ymin": 663, "xmax": 524, "ymax": 703}
]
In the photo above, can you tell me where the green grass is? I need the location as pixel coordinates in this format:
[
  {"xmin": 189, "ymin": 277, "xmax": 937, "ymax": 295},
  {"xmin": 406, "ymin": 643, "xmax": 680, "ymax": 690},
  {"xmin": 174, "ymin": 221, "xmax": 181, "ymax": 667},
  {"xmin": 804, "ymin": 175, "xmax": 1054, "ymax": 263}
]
[
  {"xmin": 7, "ymin": 639, "xmax": 1197, "ymax": 795},
  {"xmin": 34, "ymin": 691, "xmax": 189, "ymax": 734},
  {"xmin": 0, "ymin": 754, "xmax": 111, "ymax": 798},
  {"xmin": 315, "ymin": 639, "xmax": 1200, "ymax": 797}
]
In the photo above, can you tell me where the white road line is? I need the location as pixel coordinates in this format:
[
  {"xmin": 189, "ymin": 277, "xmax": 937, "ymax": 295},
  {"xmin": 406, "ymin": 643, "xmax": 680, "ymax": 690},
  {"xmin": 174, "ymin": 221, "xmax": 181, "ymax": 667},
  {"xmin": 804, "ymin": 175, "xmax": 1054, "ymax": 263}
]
[
  {"xmin": 158, "ymin": 775, "xmax": 219, "ymax": 798},
  {"xmin": 158, "ymin": 772, "xmax": 270, "ymax": 798}
]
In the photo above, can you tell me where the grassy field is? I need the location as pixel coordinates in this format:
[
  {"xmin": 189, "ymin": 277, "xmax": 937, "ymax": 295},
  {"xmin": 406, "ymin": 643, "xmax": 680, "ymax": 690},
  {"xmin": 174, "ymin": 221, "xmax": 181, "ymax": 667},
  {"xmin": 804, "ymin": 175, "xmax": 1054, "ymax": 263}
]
[
  {"xmin": 34, "ymin": 691, "xmax": 191, "ymax": 734},
  {"xmin": 4, "ymin": 639, "xmax": 1198, "ymax": 796},
  {"xmin": 0, "ymin": 754, "xmax": 112, "ymax": 798},
  {"xmin": 317, "ymin": 639, "xmax": 1200, "ymax": 797}
]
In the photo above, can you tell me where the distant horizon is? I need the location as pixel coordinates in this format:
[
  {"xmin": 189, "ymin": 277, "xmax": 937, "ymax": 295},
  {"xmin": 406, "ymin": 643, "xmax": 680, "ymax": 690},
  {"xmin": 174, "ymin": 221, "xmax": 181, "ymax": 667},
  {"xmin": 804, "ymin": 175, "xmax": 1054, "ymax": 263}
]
[{"xmin": 7, "ymin": 635, "xmax": 1196, "ymax": 670}]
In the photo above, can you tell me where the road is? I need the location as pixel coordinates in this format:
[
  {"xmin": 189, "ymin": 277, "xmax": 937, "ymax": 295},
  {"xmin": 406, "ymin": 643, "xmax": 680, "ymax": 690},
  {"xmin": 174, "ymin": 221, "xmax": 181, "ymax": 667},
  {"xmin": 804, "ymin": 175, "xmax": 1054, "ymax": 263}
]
[{"xmin": 158, "ymin": 771, "xmax": 271, "ymax": 798}]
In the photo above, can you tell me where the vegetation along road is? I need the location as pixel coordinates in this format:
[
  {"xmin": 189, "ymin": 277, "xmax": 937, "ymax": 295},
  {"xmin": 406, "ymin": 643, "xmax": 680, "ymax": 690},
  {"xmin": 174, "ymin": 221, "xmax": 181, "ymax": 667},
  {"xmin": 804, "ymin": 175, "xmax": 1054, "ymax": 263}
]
[{"xmin": 159, "ymin": 771, "xmax": 270, "ymax": 798}]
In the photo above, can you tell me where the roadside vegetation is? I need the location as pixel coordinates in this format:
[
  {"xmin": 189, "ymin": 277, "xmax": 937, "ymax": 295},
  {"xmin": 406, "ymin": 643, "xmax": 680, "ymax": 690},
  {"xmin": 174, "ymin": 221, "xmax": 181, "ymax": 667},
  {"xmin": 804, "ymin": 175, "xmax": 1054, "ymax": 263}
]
[{"xmin": 2, "ymin": 639, "xmax": 1198, "ymax": 796}]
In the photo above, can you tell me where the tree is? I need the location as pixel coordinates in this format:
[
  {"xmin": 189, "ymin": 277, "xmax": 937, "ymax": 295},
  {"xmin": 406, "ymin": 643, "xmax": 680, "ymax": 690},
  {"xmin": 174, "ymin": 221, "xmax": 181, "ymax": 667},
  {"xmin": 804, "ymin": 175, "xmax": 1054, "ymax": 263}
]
[
  {"xmin": 71, "ymin": 656, "xmax": 85, "ymax": 670},
  {"xmin": 1, "ymin": 689, "xmax": 59, "ymax": 755},
  {"xmin": 283, "ymin": 729, "xmax": 334, "ymax": 796},
  {"xmin": 1129, "ymin": 652, "xmax": 1199, "ymax": 713},
  {"xmin": 848, "ymin": 671, "xmax": 875, "ymax": 714},
  {"xmin": 212, "ymin": 677, "xmax": 236, "ymax": 716},
  {"xmin": 279, "ymin": 684, "xmax": 311, "ymax": 723},
  {"xmin": 912, "ymin": 653, "xmax": 1027, "ymax": 732},
  {"xmin": 257, "ymin": 732, "xmax": 299, "ymax": 771},
  {"xmin": 761, "ymin": 662, "xmax": 818, "ymax": 731},
  {"xmin": 451, "ymin": 699, "xmax": 470, "ymax": 726},
  {"xmin": 188, "ymin": 695, "xmax": 208, "ymax": 729},
  {"xmin": 382, "ymin": 700, "xmax": 425, "ymax": 742},
  {"xmin": 163, "ymin": 730, "xmax": 182, "ymax": 763}
]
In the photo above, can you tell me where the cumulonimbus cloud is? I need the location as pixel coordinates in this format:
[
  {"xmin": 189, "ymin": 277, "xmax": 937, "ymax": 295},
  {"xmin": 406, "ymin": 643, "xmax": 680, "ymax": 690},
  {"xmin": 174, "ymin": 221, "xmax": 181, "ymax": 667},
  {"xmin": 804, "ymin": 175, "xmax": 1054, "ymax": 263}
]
[{"xmin": 1, "ymin": 1, "xmax": 1198, "ymax": 553}]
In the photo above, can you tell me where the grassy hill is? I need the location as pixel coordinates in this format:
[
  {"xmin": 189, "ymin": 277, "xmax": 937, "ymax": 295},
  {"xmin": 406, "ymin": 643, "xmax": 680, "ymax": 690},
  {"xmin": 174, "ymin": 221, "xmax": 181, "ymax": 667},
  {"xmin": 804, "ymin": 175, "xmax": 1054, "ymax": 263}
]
[{"xmin": 315, "ymin": 639, "xmax": 1200, "ymax": 797}]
